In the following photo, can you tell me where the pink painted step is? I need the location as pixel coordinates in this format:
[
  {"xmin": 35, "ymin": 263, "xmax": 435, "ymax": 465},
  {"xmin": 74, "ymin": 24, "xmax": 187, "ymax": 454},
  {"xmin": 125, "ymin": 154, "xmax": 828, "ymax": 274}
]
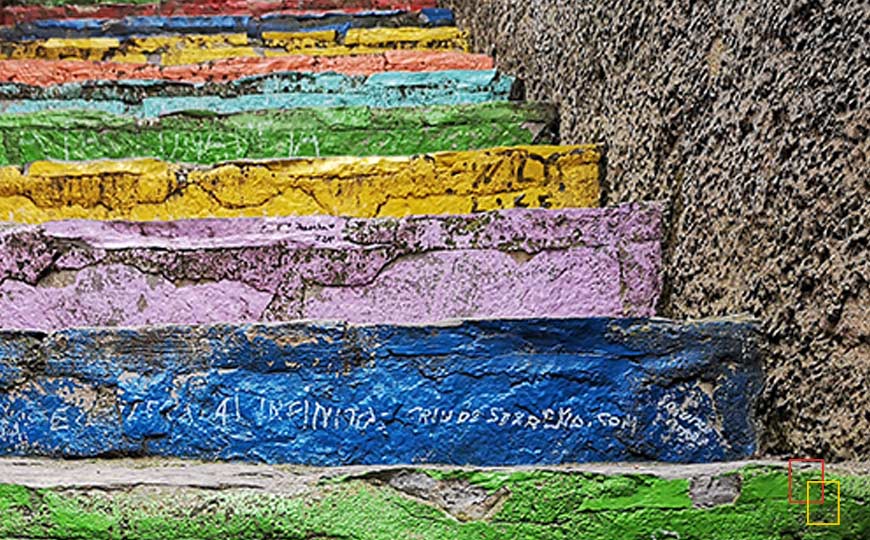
[{"xmin": 0, "ymin": 205, "xmax": 661, "ymax": 331}]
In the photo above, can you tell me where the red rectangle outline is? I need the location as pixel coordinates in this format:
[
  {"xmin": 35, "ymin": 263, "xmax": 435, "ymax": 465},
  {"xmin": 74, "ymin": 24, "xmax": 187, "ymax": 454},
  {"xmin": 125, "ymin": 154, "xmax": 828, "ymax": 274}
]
[{"xmin": 788, "ymin": 458, "xmax": 825, "ymax": 504}]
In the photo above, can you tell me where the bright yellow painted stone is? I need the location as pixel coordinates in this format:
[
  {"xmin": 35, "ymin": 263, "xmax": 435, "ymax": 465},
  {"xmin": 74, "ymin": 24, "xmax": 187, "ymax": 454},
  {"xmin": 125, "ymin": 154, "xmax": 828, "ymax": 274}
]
[
  {"xmin": 2, "ymin": 28, "xmax": 471, "ymax": 65},
  {"xmin": 345, "ymin": 27, "xmax": 470, "ymax": 52},
  {"xmin": 262, "ymin": 30, "xmax": 339, "ymax": 50},
  {"xmin": 0, "ymin": 146, "xmax": 600, "ymax": 223},
  {"xmin": 7, "ymin": 37, "xmax": 120, "ymax": 61},
  {"xmin": 161, "ymin": 46, "xmax": 259, "ymax": 66}
]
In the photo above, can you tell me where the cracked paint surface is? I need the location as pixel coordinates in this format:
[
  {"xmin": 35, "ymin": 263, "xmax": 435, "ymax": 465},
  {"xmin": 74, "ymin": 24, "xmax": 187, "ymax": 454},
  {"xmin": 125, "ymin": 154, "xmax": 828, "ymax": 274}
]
[
  {"xmin": 0, "ymin": 10, "xmax": 455, "ymax": 41},
  {"xmin": 0, "ymin": 103, "xmax": 555, "ymax": 165},
  {"xmin": 0, "ymin": 145, "xmax": 600, "ymax": 222},
  {"xmin": 1, "ymin": 1, "xmax": 439, "ymax": 27},
  {"xmin": 0, "ymin": 69, "xmax": 515, "ymax": 116},
  {"xmin": 0, "ymin": 27, "xmax": 469, "ymax": 65},
  {"xmin": 0, "ymin": 51, "xmax": 492, "ymax": 86},
  {"xmin": 0, "ymin": 204, "xmax": 661, "ymax": 330},
  {"xmin": 1, "ymin": 464, "xmax": 866, "ymax": 539},
  {"xmin": 0, "ymin": 318, "xmax": 761, "ymax": 464}
]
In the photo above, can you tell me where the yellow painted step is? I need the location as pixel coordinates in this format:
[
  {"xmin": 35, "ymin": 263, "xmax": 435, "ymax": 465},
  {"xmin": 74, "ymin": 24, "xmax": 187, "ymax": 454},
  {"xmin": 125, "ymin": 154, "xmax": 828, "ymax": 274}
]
[
  {"xmin": 2, "ymin": 27, "xmax": 470, "ymax": 65},
  {"xmin": 0, "ymin": 146, "xmax": 601, "ymax": 223}
]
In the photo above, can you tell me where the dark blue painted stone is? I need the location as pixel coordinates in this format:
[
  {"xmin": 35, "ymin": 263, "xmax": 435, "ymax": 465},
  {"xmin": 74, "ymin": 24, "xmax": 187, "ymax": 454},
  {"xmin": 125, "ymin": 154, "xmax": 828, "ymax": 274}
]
[
  {"xmin": 0, "ymin": 9, "xmax": 455, "ymax": 40},
  {"xmin": 0, "ymin": 318, "xmax": 761, "ymax": 465}
]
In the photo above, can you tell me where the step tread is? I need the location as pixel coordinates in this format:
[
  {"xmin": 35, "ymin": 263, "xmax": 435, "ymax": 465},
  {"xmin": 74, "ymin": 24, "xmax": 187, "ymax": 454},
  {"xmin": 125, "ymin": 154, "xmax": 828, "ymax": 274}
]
[
  {"xmin": 0, "ymin": 102, "xmax": 555, "ymax": 165},
  {"xmin": 0, "ymin": 69, "xmax": 515, "ymax": 117},
  {"xmin": 0, "ymin": 145, "xmax": 601, "ymax": 222},
  {"xmin": 1, "ymin": 27, "xmax": 470, "ymax": 65},
  {"xmin": 2, "ymin": 1, "xmax": 441, "ymax": 26},
  {"xmin": 0, "ymin": 317, "xmax": 761, "ymax": 465},
  {"xmin": 0, "ymin": 51, "xmax": 493, "ymax": 86},
  {"xmin": 1, "ymin": 10, "xmax": 454, "ymax": 41},
  {"xmin": 0, "ymin": 204, "xmax": 661, "ymax": 329}
]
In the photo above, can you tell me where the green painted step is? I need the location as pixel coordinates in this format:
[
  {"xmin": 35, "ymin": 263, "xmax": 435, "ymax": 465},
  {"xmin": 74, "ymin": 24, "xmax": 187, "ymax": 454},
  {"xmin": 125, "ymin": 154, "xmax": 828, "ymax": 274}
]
[
  {"xmin": 0, "ymin": 460, "xmax": 866, "ymax": 539},
  {"xmin": 0, "ymin": 102, "xmax": 557, "ymax": 166}
]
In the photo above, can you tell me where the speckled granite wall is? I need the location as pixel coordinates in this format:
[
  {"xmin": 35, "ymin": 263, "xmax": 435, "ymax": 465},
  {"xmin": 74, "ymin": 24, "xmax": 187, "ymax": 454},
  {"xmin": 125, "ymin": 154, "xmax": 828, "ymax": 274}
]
[{"xmin": 444, "ymin": 0, "xmax": 869, "ymax": 460}]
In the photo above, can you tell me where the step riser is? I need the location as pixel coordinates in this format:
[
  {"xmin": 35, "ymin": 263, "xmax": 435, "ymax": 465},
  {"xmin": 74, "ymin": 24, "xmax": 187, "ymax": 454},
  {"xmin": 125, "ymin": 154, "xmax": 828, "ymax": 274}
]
[
  {"xmin": 0, "ymin": 146, "xmax": 599, "ymax": 222},
  {"xmin": 0, "ymin": 70, "xmax": 514, "ymax": 117},
  {"xmin": 0, "ymin": 52, "xmax": 494, "ymax": 86},
  {"xmin": 0, "ymin": 27, "xmax": 470, "ymax": 65},
  {"xmin": 2, "ymin": 1, "xmax": 440, "ymax": 26},
  {"xmin": 0, "ymin": 205, "xmax": 660, "ymax": 329},
  {"xmin": 0, "ymin": 103, "xmax": 556, "ymax": 165},
  {"xmin": 1, "ymin": 461, "xmax": 866, "ymax": 539},
  {"xmin": 2, "ymin": 10, "xmax": 454, "ymax": 40},
  {"xmin": 0, "ymin": 318, "xmax": 761, "ymax": 464}
]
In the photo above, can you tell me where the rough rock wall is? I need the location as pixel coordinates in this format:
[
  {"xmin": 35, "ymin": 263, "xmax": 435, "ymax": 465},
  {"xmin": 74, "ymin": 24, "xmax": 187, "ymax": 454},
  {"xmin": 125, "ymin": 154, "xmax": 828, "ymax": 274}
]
[{"xmin": 443, "ymin": 0, "xmax": 869, "ymax": 459}]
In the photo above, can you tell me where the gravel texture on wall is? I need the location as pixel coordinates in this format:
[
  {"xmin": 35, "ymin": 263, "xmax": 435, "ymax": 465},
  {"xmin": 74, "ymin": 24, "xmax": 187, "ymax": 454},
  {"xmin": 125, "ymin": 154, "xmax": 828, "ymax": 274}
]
[{"xmin": 444, "ymin": 0, "xmax": 869, "ymax": 460}]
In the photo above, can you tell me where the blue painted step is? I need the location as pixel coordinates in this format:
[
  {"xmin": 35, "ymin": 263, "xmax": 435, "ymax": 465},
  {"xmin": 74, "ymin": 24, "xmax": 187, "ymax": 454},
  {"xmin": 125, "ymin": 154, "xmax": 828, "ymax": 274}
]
[
  {"xmin": 0, "ymin": 318, "xmax": 761, "ymax": 465},
  {"xmin": 0, "ymin": 9, "xmax": 454, "ymax": 40}
]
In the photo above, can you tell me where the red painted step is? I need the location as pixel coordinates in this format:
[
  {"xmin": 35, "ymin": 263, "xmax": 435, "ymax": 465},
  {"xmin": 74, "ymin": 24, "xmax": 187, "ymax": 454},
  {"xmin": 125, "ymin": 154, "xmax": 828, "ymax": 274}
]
[{"xmin": 2, "ymin": 1, "xmax": 439, "ymax": 26}]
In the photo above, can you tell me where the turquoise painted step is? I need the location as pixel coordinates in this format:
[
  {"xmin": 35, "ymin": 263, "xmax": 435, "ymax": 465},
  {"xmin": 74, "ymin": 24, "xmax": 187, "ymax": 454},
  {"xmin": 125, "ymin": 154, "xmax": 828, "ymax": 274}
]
[{"xmin": 0, "ymin": 70, "xmax": 515, "ymax": 118}]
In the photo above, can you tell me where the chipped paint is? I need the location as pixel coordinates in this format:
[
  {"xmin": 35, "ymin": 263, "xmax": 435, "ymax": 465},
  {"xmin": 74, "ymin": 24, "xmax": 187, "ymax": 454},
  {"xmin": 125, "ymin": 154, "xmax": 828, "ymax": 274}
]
[
  {"xmin": 0, "ymin": 318, "xmax": 762, "ymax": 464},
  {"xmin": 0, "ymin": 204, "xmax": 661, "ymax": 329},
  {"xmin": 0, "ymin": 69, "xmax": 515, "ymax": 117},
  {"xmin": 0, "ymin": 51, "xmax": 493, "ymax": 86},
  {"xmin": 0, "ymin": 102, "xmax": 555, "ymax": 165},
  {"xmin": 0, "ymin": 145, "xmax": 600, "ymax": 222},
  {"xmin": 1, "ymin": 27, "xmax": 469, "ymax": 65}
]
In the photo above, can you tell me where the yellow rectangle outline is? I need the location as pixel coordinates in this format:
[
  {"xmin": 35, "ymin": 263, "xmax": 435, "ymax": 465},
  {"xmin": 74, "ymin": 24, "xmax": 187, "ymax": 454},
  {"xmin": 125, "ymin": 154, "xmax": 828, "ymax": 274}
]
[{"xmin": 806, "ymin": 480, "xmax": 840, "ymax": 526}]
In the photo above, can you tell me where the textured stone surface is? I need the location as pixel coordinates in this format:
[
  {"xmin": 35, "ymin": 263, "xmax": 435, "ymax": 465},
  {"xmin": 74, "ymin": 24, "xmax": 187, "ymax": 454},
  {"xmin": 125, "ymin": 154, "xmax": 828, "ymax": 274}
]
[
  {"xmin": 0, "ymin": 51, "xmax": 492, "ymax": 86},
  {"xmin": 0, "ymin": 145, "xmax": 600, "ymax": 222},
  {"xmin": 445, "ymin": 0, "xmax": 870, "ymax": 461},
  {"xmin": 0, "ymin": 27, "xmax": 469, "ymax": 65},
  {"xmin": 0, "ymin": 205, "xmax": 661, "ymax": 329},
  {"xmin": 0, "ymin": 317, "xmax": 761, "ymax": 464},
  {"xmin": 0, "ymin": 69, "xmax": 514, "ymax": 117},
  {"xmin": 0, "ymin": 103, "xmax": 556, "ymax": 165},
  {"xmin": 2, "ymin": 461, "xmax": 866, "ymax": 539},
  {"xmin": 0, "ymin": 9, "xmax": 454, "ymax": 40},
  {"xmin": 1, "ymin": 1, "xmax": 439, "ymax": 26}
]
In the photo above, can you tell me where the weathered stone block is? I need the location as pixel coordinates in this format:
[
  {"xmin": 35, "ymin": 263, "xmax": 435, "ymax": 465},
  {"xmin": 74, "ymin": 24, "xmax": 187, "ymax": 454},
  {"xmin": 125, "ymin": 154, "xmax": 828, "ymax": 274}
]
[
  {"xmin": 0, "ymin": 317, "xmax": 761, "ymax": 464},
  {"xmin": 0, "ymin": 102, "xmax": 556, "ymax": 165},
  {"xmin": 0, "ymin": 50, "xmax": 493, "ymax": 86},
  {"xmin": 1, "ymin": 0, "xmax": 440, "ymax": 27},
  {"xmin": 0, "ymin": 69, "xmax": 514, "ymax": 117},
  {"xmin": 2, "ymin": 460, "xmax": 866, "ymax": 539},
  {"xmin": 0, "ymin": 9, "xmax": 454, "ymax": 41},
  {"xmin": 0, "ymin": 50, "xmax": 493, "ymax": 88},
  {"xmin": 0, "ymin": 205, "xmax": 660, "ymax": 329},
  {"xmin": 0, "ymin": 27, "xmax": 469, "ymax": 65},
  {"xmin": 0, "ymin": 458, "xmax": 870, "ymax": 540},
  {"xmin": 0, "ymin": 145, "xmax": 600, "ymax": 222}
]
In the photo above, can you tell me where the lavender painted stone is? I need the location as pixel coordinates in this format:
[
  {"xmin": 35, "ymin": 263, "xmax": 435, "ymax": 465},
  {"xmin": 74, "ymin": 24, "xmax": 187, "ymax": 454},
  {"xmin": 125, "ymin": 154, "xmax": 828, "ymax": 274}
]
[{"xmin": 0, "ymin": 204, "xmax": 662, "ymax": 330}]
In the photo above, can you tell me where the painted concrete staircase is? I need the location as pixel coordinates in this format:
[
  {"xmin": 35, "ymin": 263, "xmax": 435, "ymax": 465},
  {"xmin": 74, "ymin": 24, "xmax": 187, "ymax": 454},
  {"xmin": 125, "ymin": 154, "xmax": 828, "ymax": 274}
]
[{"xmin": 0, "ymin": 1, "xmax": 866, "ymax": 538}]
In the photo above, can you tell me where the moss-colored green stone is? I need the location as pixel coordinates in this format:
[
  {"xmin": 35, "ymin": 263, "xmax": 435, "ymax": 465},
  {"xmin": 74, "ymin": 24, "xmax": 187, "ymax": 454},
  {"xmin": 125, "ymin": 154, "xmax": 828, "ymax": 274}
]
[{"xmin": 1, "ymin": 466, "xmax": 867, "ymax": 539}]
